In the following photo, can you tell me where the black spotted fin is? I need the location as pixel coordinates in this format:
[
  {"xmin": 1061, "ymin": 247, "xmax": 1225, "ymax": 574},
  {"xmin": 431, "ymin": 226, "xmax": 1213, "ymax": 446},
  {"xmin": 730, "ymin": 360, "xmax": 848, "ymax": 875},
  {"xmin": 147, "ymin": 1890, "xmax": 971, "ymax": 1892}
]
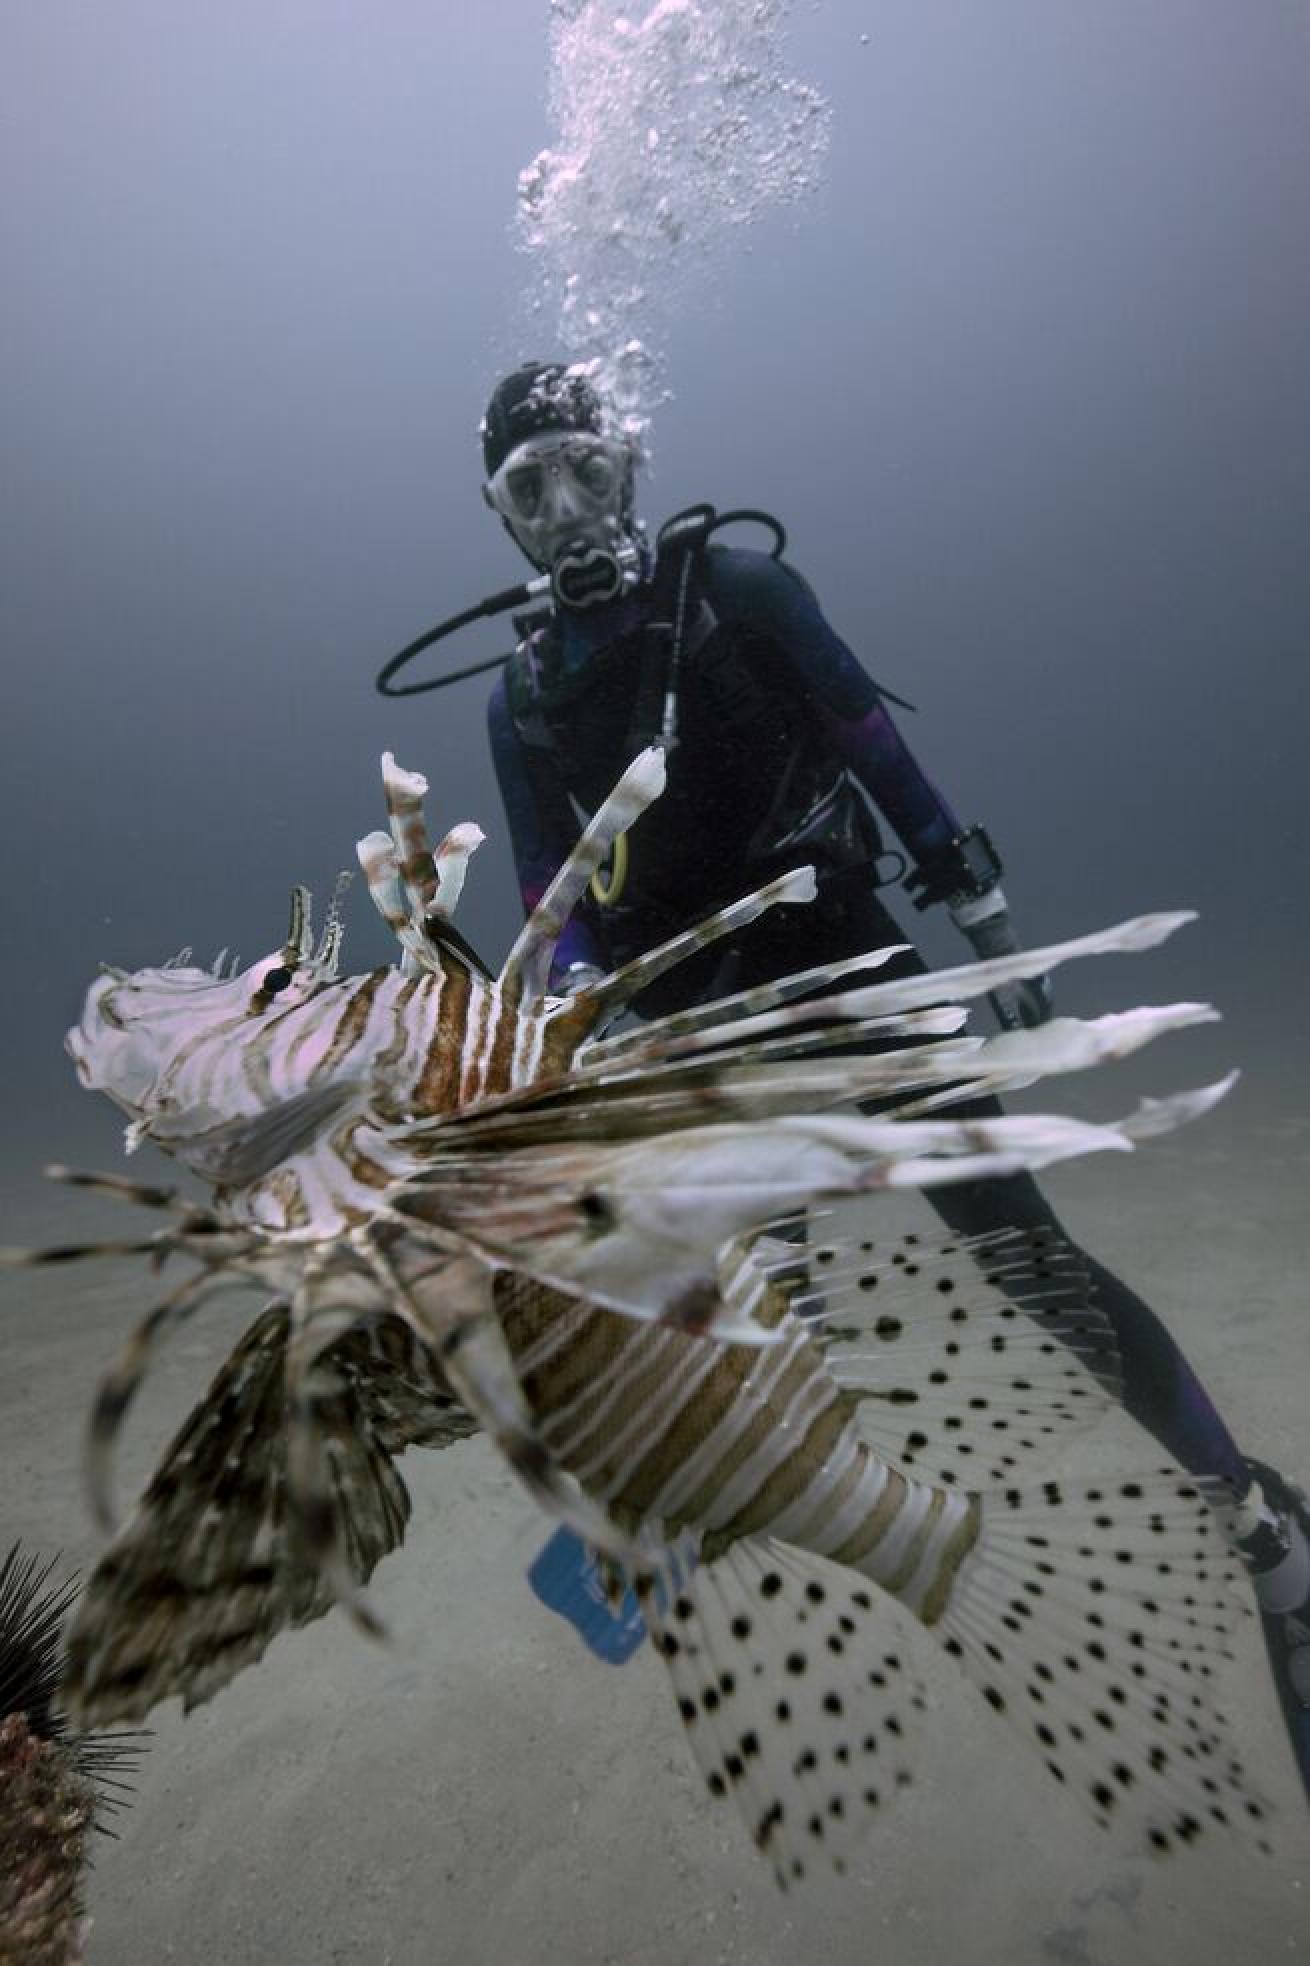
[
  {"xmin": 637, "ymin": 1534, "xmax": 928, "ymax": 1890},
  {"xmin": 637, "ymin": 1466, "xmax": 1274, "ymax": 1888},
  {"xmin": 934, "ymin": 1469, "xmax": 1274, "ymax": 1857},
  {"xmin": 761, "ymin": 1223, "xmax": 1123, "ymax": 1487}
]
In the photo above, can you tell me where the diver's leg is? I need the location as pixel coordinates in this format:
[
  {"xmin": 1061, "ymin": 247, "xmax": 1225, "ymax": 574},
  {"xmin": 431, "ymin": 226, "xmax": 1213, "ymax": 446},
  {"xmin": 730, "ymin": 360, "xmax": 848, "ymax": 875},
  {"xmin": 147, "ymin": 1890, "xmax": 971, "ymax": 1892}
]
[{"xmin": 1242, "ymin": 1459, "xmax": 1310, "ymax": 1796}]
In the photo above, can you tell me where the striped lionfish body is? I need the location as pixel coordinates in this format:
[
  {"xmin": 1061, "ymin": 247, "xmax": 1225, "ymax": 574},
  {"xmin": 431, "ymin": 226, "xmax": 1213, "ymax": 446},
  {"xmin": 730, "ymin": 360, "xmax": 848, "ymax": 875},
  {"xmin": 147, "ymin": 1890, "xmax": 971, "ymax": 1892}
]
[{"xmin": 20, "ymin": 745, "xmax": 1275, "ymax": 1885}]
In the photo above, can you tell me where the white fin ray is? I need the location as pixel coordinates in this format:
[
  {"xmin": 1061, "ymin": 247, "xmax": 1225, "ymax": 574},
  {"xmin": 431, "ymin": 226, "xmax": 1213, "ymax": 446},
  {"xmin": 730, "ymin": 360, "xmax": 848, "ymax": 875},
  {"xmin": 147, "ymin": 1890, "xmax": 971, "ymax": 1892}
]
[
  {"xmin": 586, "ymin": 914, "xmax": 1199, "ymax": 1070},
  {"xmin": 361, "ymin": 760, "xmax": 487, "ymax": 970},
  {"xmin": 355, "ymin": 828, "xmax": 438, "ymax": 977},
  {"xmin": 401, "ymin": 1005, "xmax": 1221, "ymax": 1165},
  {"xmin": 573, "ymin": 1002, "xmax": 1210, "ymax": 1126},
  {"xmin": 570, "ymin": 1005, "xmax": 971, "ymax": 1087},
  {"xmin": 430, "ymin": 822, "xmax": 485, "ymax": 919},
  {"xmin": 393, "ymin": 1107, "xmax": 1162, "ymax": 1342},
  {"xmin": 393, "ymin": 1039, "xmax": 987, "ymax": 1151},
  {"xmin": 356, "ymin": 830, "xmax": 409, "ymax": 937},
  {"xmin": 1116, "ymin": 1074, "xmax": 1239, "ymax": 1139},
  {"xmin": 578, "ymin": 865, "xmax": 817, "ymax": 1022},
  {"xmin": 381, "ymin": 752, "xmax": 439, "ymax": 918},
  {"xmin": 501, "ymin": 746, "xmax": 667, "ymax": 1003},
  {"xmin": 638, "ymin": 1534, "xmax": 928, "ymax": 1890},
  {"xmin": 582, "ymin": 942, "xmax": 916, "ymax": 1067}
]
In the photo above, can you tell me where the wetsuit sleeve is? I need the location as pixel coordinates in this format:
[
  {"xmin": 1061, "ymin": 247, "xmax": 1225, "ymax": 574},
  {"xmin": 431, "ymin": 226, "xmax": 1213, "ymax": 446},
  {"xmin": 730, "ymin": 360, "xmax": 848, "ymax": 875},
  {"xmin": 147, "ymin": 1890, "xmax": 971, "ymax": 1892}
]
[
  {"xmin": 486, "ymin": 674, "xmax": 609, "ymax": 982},
  {"xmin": 706, "ymin": 547, "xmax": 964, "ymax": 867}
]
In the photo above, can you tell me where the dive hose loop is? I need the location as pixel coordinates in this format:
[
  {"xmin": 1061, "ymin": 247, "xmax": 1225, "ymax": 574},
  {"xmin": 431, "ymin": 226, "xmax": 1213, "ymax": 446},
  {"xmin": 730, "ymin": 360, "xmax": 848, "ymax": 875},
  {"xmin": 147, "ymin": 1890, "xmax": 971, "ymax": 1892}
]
[{"xmin": 589, "ymin": 830, "xmax": 630, "ymax": 907}]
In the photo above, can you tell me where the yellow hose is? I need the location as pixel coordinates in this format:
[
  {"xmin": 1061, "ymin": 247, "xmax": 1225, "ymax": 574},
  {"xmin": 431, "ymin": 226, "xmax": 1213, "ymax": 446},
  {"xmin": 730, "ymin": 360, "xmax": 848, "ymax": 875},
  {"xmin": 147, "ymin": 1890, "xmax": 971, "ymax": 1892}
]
[{"xmin": 590, "ymin": 830, "xmax": 629, "ymax": 906}]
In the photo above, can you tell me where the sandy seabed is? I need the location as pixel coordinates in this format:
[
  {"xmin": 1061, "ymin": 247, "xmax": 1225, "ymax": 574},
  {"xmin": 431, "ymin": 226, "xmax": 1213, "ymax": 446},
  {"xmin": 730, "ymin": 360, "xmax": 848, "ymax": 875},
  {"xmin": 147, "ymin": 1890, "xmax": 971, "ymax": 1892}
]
[{"xmin": 3, "ymin": 1114, "xmax": 1308, "ymax": 1965}]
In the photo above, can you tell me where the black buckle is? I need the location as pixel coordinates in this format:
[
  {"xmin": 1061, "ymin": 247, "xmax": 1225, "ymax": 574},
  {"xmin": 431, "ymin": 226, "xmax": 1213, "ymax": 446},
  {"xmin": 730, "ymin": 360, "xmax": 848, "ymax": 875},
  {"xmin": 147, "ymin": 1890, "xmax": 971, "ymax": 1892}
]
[{"xmin": 904, "ymin": 824, "xmax": 1003, "ymax": 911}]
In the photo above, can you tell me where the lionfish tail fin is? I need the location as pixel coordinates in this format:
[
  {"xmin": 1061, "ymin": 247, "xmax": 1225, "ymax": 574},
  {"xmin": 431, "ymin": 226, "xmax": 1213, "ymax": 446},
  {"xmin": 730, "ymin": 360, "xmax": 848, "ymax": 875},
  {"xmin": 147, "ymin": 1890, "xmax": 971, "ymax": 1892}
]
[
  {"xmin": 929, "ymin": 1469, "xmax": 1275, "ymax": 1859},
  {"xmin": 642, "ymin": 1465, "xmax": 1274, "ymax": 1890}
]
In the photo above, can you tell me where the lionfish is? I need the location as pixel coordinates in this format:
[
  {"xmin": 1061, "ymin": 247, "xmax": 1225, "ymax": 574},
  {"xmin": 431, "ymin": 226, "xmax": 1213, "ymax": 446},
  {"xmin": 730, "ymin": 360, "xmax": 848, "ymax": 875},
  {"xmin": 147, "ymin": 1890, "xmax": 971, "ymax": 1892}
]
[{"xmin": 13, "ymin": 747, "xmax": 1274, "ymax": 1887}]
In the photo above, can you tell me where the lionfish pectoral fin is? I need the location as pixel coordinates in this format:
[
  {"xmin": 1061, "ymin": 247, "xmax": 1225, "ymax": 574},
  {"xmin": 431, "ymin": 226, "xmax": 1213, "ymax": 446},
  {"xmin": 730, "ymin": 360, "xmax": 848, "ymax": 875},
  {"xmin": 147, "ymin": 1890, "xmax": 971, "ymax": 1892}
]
[
  {"xmin": 928, "ymin": 1469, "xmax": 1276, "ymax": 1859},
  {"xmin": 423, "ymin": 1124, "xmax": 1045, "ymax": 1341},
  {"xmin": 62, "ymin": 1302, "xmax": 415, "ymax": 1729},
  {"xmin": 284, "ymin": 1299, "xmax": 398, "ymax": 1641},
  {"xmin": 639, "ymin": 1533, "xmax": 929, "ymax": 1891},
  {"xmin": 181, "ymin": 1078, "xmax": 367, "ymax": 1186},
  {"xmin": 390, "ymin": 1160, "xmax": 782, "ymax": 1348},
  {"xmin": 86, "ymin": 1270, "xmax": 238, "ymax": 1534}
]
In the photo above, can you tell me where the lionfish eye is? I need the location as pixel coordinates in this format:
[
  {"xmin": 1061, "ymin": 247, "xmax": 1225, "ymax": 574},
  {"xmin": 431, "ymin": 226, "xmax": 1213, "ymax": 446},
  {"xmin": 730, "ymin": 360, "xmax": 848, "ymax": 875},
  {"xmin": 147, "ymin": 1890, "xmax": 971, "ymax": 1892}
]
[{"xmin": 260, "ymin": 966, "xmax": 293, "ymax": 996}]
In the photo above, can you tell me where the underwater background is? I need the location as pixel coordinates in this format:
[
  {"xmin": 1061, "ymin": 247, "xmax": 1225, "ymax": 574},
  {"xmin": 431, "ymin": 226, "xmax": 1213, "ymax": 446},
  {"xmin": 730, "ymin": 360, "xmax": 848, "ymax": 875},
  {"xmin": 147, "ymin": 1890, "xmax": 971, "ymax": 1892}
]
[{"xmin": 3, "ymin": 4, "xmax": 1309, "ymax": 1960}]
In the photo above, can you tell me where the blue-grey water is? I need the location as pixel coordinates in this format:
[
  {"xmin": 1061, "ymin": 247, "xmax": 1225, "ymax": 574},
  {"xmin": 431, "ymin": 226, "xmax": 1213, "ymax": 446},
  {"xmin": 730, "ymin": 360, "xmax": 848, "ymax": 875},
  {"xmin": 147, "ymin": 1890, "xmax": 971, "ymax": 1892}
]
[{"xmin": 2, "ymin": 4, "xmax": 1308, "ymax": 1959}]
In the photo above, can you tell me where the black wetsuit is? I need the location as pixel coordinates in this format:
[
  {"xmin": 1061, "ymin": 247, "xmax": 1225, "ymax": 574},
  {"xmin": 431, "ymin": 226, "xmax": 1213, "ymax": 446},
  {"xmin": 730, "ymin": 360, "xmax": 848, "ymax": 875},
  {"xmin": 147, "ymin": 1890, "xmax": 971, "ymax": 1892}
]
[{"xmin": 487, "ymin": 543, "xmax": 1248, "ymax": 1491}]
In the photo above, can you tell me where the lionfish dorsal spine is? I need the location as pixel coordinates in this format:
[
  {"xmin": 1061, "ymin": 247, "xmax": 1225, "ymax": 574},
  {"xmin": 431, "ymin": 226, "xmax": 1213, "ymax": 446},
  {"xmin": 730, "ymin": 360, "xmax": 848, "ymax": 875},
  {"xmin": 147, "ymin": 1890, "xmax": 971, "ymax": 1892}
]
[
  {"xmin": 499, "ymin": 746, "xmax": 667, "ymax": 1005},
  {"xmin": 577, "ymin": 863, "xmax": 818, "ymax": 1024},
  {"xmin": 381, "ymin": 752, "xmax": 440, "ymax": 919}
]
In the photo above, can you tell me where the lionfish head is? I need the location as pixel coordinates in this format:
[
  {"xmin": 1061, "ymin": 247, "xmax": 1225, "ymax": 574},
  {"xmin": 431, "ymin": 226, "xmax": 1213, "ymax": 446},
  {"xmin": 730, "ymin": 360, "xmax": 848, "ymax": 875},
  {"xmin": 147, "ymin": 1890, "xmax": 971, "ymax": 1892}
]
[{"xmin": 66, "ymin": 882, "xmax": 350, "ymax": 1126}]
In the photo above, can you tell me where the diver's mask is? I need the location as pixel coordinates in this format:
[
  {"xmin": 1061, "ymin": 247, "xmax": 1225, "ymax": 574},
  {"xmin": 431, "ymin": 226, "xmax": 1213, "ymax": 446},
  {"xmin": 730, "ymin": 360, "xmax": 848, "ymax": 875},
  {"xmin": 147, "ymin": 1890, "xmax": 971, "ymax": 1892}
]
[{"xmin": 483, "ymin": 432, "xmax": 641, "ymax": 608}]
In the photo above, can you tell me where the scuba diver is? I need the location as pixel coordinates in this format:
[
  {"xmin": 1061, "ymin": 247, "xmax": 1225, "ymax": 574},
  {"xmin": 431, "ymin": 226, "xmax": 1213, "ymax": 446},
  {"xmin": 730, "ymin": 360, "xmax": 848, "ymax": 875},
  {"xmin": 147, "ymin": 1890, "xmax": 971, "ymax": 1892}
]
[{"xmin": 396, "ymin": 360, "xmax": 1310, "ymax": 1795}]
